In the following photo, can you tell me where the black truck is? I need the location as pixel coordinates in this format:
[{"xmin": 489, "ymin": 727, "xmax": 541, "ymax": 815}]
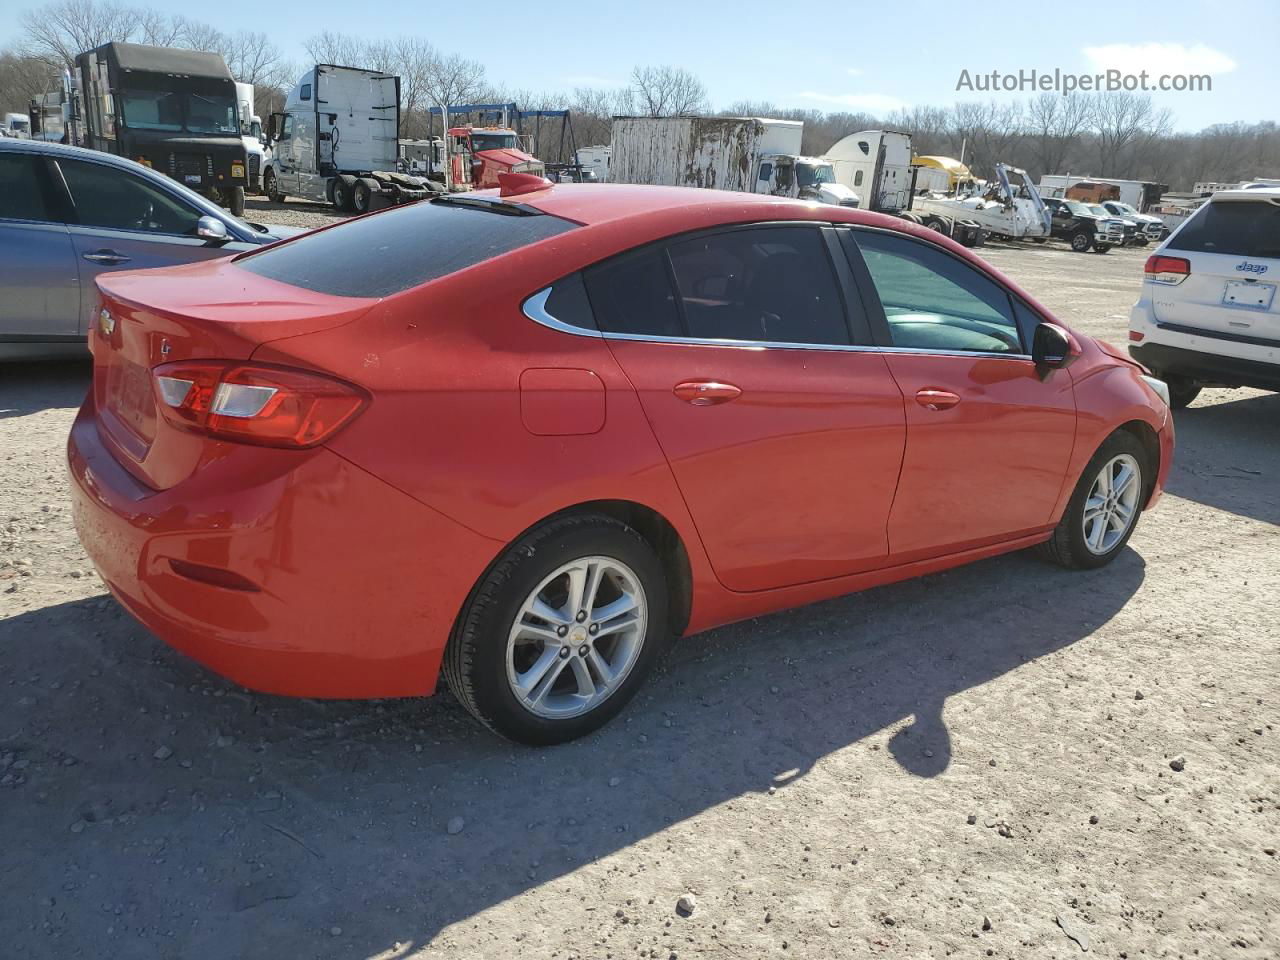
[{"xmin": 71, "ymin": 42, "xmax": 248, "ymax": 215}]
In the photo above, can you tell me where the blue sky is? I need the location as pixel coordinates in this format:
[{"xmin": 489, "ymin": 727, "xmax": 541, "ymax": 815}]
[{"xmin": 5, "ymin": 0, "xmax": 1275, "ymax": 130}]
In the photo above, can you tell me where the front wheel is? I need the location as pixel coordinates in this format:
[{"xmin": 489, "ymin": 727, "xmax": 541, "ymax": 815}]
[
  {"xmin": 1094, "ymin": 243, "xmax": 1112, "ymax": 254},
  {"xmin": 263, "ymin": 169, "xmax": 284, "ymax": 204},
  {"xmin": 1069, "ymin": 230, "xmax": 1093, "ymax": 252},
  {"xmin": 227, "ymin": 185, "xmax": 245, "ymax": 217},
  {"xmin": 1036, "ymin": 431, "xmax": 1148, "ymax": 570},
  {"xmin": 443, "ymin": 515, "xmax": 669, "ymax": 745}
]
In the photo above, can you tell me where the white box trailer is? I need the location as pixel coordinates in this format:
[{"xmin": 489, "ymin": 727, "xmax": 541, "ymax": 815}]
[
  {"xmin": 609, "ymin": 116, "xmax": 859, "ymax": 205},
  {"xmin": 266, "ymin": 64, "xmax": 435, "ymax": 212}
]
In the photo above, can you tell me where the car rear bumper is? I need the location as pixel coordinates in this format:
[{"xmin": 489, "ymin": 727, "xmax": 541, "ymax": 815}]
[
  {"xmin": 1131, "ymin": 341, "xmax": 1280, "ymax": 391},
  {"xmin": 67, "ymin": 394, "xmax": 499, "ymax": 698}
]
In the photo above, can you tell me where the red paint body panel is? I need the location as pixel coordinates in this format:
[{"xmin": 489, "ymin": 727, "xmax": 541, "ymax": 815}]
[
  {"xmin": 68, "ymin": 185, "xmax": 1175, "ymax": 699},
  {"xmin": 604, "ymin": 338, "xmax": 906, "ymax": 591},
  {"xmin": 880, "ymin": 354, "xmax": 1077, "ymax": 560}
]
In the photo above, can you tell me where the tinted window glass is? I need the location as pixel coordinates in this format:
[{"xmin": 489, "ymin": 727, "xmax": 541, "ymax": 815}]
[
  {"xmin": 855, "ymin": 230, "xmax": 1022, "ymax": 354},
  {"xmin": 0, "ymin": 153, "xmax": 56, "ymax": 222},
  {"xmin": 541, "ymin": 272, "xmax": 596, "ymax": 330},
  {"xmin": 240, "ymin": 199, "xmax": 577, "ymax": 298},
  {"xmin": 1167, "ymin": 201, "xmax": 1280, "ymax": 259},
  {"xmin": 583, "ymin": 248, "xmax": 681, "ymax": 338},
  {"xmin": 667, "ymin": 226, "xmax": 849, "ymax": 345},
  {"xmin": 59, "ymin": 158, "xmax": 201, "ymax": 235}
]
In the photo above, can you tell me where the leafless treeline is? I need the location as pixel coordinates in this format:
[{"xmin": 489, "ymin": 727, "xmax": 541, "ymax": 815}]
[{"xmin": 3, "ymin": 0, "xmax": 1276, "ymax": 189}]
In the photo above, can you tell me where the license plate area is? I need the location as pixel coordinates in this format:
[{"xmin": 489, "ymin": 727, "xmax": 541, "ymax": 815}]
[{"xmin": 1223, "ymin": 280, "xmax": 1276, "ymax": 310}]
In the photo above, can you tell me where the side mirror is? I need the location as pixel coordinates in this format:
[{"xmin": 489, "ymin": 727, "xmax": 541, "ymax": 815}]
[
  {"xmin": 196, "ymin": 215, "xmax": 228, "ymax": 241},
  {"xmin": 1032, "ymin": 321, "xmax": 1073, "ymax": 370}
]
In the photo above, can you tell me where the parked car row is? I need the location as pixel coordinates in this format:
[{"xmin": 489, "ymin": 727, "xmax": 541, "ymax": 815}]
[{"xmin": 61, "ymin": 172, "xmax": 1176, "ymax": 744}]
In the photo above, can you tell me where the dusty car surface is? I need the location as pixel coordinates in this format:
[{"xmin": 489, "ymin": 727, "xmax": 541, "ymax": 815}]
[
  {"xmin": 0, "ymin": 139, "xmax": 304, "ymax": 361},
  {"xmin": 68, "ymin": 179, "xmax": 1174, "ymax": 744}
]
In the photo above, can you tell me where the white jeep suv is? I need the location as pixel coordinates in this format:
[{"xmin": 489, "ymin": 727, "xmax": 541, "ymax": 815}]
[{"xmin": 1129, "ymin": 187, "xmax": 1280, "ymax": 407}]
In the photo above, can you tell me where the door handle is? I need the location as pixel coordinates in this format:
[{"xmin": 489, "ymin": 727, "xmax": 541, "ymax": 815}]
[
  {"xmin": 915, "ymin": 388, "xmax": 961, "ymax": 411},
  {"xmin": 82, "ymin": 250, "xmax": 130, "ymax": 265},
  {"xmin": 673, "ymin": 380, "xmax": 742, "ymax": 406}
]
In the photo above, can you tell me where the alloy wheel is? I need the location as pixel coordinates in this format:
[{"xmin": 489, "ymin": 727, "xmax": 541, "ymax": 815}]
[
  {"xmin": 1082, "ymin": 453, "xmax": 1142, "ymax": 555},
  {"xmin": 505, "ymin": 556, "xmax": 647, "ymax": 719}
]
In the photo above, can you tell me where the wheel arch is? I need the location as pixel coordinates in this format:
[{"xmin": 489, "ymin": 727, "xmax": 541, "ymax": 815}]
[
  {"xmin": 449, "ymin": 498, "xmax": 695, "ymax": 650},
  {"xmin": 1115, "ymin": 418, "xmax": 1161, "ymax": 507}
]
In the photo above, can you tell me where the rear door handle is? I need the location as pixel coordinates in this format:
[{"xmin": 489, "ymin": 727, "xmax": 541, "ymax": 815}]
[
  {"xmin": 673, "ymin": 380, "xmax": 742, "ymax": 406},
  {"xmin": 82, "ymin": 250, "xmax": 130, "ymax": 265},
  {"xmin": 915, "ymin": 388, "xmax": 961, "ymax": 411}
]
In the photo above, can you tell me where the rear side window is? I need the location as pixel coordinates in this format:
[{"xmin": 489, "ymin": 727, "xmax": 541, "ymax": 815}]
[
  {"xmin": 583, "ymin": 247, "xmax": 682, "ymax": 338},
  {"xmin": 1167, "ymin": 201, "xmax": 1280, "ymax": 259},
  {"xmin": 0, "ymin": 153, "xmax": 57, "ymax": 222},
  {"xmin": 666, "ymin": 226, "xmax": 850, "ymax": 345},
  {"xmin": 239, "ymin": 200, "xmax": 577, "ymax": 297}
]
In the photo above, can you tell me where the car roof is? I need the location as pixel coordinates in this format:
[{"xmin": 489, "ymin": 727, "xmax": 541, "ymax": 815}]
[{"xmin": 1210, "ymin": 187, "xmax": 1280, "ymax": 202}]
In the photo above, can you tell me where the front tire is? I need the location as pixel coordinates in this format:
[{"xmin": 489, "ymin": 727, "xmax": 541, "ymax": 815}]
[
  {"xmin": 1069, "ymin": 230, "xmax": 1093, "ymax": 252},
  {"xmin": 263, "ymin": 168, "xmax": 284, "ymax": 204},
  {"xmin": 227, "ymin": 185, "xmax": 245, "ymax": 217},
  {"xmin": 1037, "ymin": 431, "xmax": 1149, "ymax": 570},
  {"xmin": 1094, "ymin": 243, "xmax": 1112, "ymax": 254},
  {"xmin": 443, "ymin": 515, "xmax": 669, "ymax": 745}
]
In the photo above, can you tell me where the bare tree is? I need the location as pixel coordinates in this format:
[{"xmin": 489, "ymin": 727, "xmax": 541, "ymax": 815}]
[
  {"xmin": 1025, "ymin": 93, "xmax": 1092, "ymax": 177},
  {"xmin": 0, "ymin": 48, "xmax": 60, "ymax": 113},
  {"xmin": 1090, "ymin": 92, "xmax": 1169, "ymax": 177},
  {"xmin": 20, "ymin": 0, "xmax": 135, "ymax": 68},
  {"xmin": 629, "ymin": 65, "xmax": 707, "ymax": 117}
]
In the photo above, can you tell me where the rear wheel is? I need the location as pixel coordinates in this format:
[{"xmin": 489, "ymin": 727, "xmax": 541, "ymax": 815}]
[
  {"xmin": 352, "ymin": 178, "xmax": 377, "ymax": 213},
  {"xmin": 443, "ymin": 515, "xmax": 669, "ymax": 745},
  {"xmin": 1037, "ymin": 431, "xmax": 1148, "ymax": 569},
  {"xmin": 332, "ymin": 176, "xmax": 355, "ymax": 212},
  {"xmin": 1069, "ymin": 230, "xmax": 1093, "ymax": 252},
  {"xmin": 922, "ymin": 215, "xmax": 949, "ymax": 234}
]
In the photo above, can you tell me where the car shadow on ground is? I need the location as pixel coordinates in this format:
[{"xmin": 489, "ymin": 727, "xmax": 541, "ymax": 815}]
[
  {"xmin": 1, "ymin": 545, "xmax": 1145, "ymax": 958},
  {"xmin": 0, "ymin": 360, "xmax": 90, "ymax": 419},
  {"xmin": 1165, "ymin": 389, "xmax": 1280, "ymax": 526}
]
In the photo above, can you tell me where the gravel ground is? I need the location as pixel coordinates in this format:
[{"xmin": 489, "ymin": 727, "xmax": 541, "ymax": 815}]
[
  {"xmin": 243, "ymin": 196, "xmax": 352, "ymax": 232},
  {"xmin": 1, "ymin": 237, "xmax": 1278, "ymax": 960}
]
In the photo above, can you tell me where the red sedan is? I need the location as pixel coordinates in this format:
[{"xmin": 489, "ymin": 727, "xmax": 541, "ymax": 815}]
[{"xmin": 68, "ymin": 179, "xmax": 1174, "ymax": 744}]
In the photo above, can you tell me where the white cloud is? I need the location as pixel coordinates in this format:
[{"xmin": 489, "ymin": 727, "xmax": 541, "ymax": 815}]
[
  {"xmin": 845, "ymin": 67, "xmax": 864, "ymax": 77},
  {"xmin": 797, "ymin": 90, "xmax": 909, "ymax": 112},
  {"xmin": 1082, "ymin": 42, "xmax": 1237, "ymax": 75}
]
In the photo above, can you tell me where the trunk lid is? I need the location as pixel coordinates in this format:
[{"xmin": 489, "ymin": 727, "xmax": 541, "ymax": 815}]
[{"xmin": 92, "ymin": 257, "xmax": 376, "ymax": 490}]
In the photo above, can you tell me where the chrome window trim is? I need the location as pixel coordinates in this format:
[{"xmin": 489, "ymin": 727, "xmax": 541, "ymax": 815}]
[{"xmin": 522, "ymin": 285, "xmax": 1033, "ymax": 361}]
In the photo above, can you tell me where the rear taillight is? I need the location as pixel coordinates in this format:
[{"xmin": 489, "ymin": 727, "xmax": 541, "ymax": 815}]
[
  {"xmin": 1144, "ymin": 254, "xmax": 1190, "ymax": 285},
  {"xmin": 153, "ymin": 361, "xmax": 367, "ymax": 448}
]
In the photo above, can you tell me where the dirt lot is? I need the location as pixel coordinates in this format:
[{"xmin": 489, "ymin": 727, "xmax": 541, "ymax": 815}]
[{"xmin": 2, "ymin": 232, "xmax": 1278, "ymax": 960}]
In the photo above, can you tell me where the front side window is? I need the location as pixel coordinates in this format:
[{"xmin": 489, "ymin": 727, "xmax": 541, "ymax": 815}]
[
  {"xmin": 58, "ymin": 158, "xmax": 201, "ymax": 236},
  {"xmin": 121, "ymin": 89, "xmax": 182, "ymax": 131},
  {"xmin": 854, "ymin": 230, "xmax": 1023, "ymax": 354},
  {"xmin": 665, "ymin": 226, "xmax": 850, "ymax": 345}
]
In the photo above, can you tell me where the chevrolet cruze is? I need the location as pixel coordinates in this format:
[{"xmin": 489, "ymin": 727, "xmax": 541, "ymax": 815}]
[{"xmin": 69, "ymin": 177, "xmax": 1174, "ymax": 744}]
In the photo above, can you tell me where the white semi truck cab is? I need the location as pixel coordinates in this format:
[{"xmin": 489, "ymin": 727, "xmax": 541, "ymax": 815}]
[{"xmin": 266, "ymin": 64, "xmax": 435, "ymax": 212}]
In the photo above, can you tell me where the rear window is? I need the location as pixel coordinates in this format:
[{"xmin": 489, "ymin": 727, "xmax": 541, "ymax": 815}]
[
  {"xmin": 1167, "ymin": 200, "xmax": 1280, "ymax": 259},
  {"xmin": 238, "ymin": 199, "xmax": 577, "ymax": 297}
]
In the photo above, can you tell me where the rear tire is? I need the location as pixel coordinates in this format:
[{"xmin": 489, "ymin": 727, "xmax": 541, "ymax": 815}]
[
  {"xmin": 1036, "ymin": 431, "xmax": 1149, "ymax": 570},
  {"xmin": 332, "ymin": 176, "xmax": 356, "ymax": 212},
  {"xmin": 352, "ymin": 178, "xmax": 377, "ymax": 213},
  {"xmin": 922, "ymin": 215, "xmax": 949, "ymax": 234},
  {"xmin": 443, "ymin": 514, "xmax": 669, "ymax": 745},
  {"xmin": 1163, "ymin": 374, "xmax": 1202, "ymax": 409}
]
